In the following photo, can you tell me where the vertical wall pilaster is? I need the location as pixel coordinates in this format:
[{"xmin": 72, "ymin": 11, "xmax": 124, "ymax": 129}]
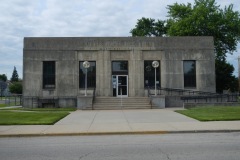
[
  {"xmin": 97, "ymin": 50, "xmax": 111, "ymax": 96},
  {"xmin": 129, "ymin": 50, "xmax": 144, "ymax": 97},
  {"xmin": 104, "ymin": 50, "xmax": 111, "ymax": 96}
]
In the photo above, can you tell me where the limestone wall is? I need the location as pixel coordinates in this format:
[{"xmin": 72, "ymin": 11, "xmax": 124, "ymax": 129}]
[{"xmin": 23, "ymin": 37, "xmax": 215, "ymax": 107}]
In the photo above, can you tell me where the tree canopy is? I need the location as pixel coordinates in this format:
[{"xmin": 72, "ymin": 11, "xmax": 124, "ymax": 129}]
[
  {"xmin": 130, "ymin": 18, "xmax": 167, "ymax": 37},
  {"xmin": 215, "ymin": 60, "xmax": 238, "ymax": 92},
  {"xmin": 0, "ymin": 74, "xmax": 7, "ymax": 82},
  {"xmin": 167, "ymin": 0, "xmax": 240, "ymax": 61},
  {"xmin": 9, "ymin": 82, "xmax": 22, "ymax": 94},
  {"xmin": 130, "ymin": 0, "xmax": 240, "ymax": 92},
  {"xmin": 10, "ymin": 66, "xmax": 19, "ymax": 82}
]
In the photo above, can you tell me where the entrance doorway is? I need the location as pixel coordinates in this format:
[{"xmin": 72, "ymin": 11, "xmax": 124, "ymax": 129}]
[
  {"xmin": 112, "ymin": 75, "xmax": 128, "ymax": 97},
  {"xmin": 112, "ymin": 61, "xmax": 128, "ymax": 97}
]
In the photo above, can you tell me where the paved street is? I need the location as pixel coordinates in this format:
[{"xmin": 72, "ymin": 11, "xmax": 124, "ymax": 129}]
[{"xmin": 0, "ymin": 133, "xmax": 240, "ymax": 160}]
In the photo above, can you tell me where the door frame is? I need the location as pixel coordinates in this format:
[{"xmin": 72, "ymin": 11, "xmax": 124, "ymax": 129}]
[
  {"xmin": 116, "ymin": 75, "xmax": 128, "ymax": 97},
  {"xmin": 117, "ymin": 75, "xmax": 128, "ymax": 97}
]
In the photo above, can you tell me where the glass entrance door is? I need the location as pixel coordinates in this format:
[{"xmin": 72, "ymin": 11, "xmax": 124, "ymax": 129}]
[
  {"xmin": 112, "ymin": 75, "xmax": 128, "ymax": 97},
  {"xmin": 117, "ymin": 75, "xmax": 128, "ymax": 97}
]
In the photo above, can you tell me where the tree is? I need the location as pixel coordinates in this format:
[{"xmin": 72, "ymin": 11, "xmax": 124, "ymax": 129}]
[
  {"xmin": 167, "ymin": 0, "xmax": 240, "ymax": 61},
  {"xmin": 9, "ymin": 82, "xmax": 22, "ymax": 94},
  {"xmin": 0, "ymin": 74, "xmax": 7, "ymax": 97},
  {"xmin": 130, "ymin": 18, "xmax": 167, "ymax": 37},
  {"xmin": 0, "ymin": 74, "xmax": 7, "ymax": 82},
  {"xmin": 10, "ymin": 66, "xmax": 19, "ymax": 82},
  {"xmin": 215, "ymin": 60, "xmax": 238, "ymax": 92},
  {"xmin": 130, "ymin": 0, "xmax": 240, "ymax": 92}
]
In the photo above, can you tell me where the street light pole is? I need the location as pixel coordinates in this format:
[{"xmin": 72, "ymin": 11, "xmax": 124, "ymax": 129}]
[
  {"xmin": 83, "ymin": 61, "xmax": 90, "ymax": 96},
  {"xmin": 155, "ymin": 68, "xmax": 157, "ymax": 96},
  {"xmin": 152, "ymin": 61, "xmax": 159, "ymax": 96},
  {"xmin": 85, "ymin": 68, "xmax": 88, "ymax": 96}
]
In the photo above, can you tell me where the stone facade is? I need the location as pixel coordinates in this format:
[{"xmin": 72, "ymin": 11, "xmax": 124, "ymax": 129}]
[{"xmin": 23, "ymin": 37, "xmax": 215, "ymax": 108}]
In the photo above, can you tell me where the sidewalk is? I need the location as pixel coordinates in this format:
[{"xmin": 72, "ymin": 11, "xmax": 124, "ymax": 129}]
[
  {"xmin": 0, "ymin": 106, "xmax": 22, "ymax": 110},
  {"xmin": 0, "ymin": 109, "xmax": 240, "ymax": 137}
]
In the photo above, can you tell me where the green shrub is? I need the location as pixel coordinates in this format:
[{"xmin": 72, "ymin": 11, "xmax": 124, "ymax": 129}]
[{"xmin": 9, "ymin": 82, "xmax": 22, "ymax": 94}]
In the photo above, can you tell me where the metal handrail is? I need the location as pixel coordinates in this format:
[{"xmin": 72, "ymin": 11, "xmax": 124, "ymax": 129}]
[
  {"xmin": 92, "ymin": 88, "xmax": 96, "ymax": 110},
  {"xmin": 157, "ymin": 87, "xmax": 217, "ymax": 96},
  {"xmin": 147, "ymin": 86, "xmax": 239, "ymax": 103},
  {"xmin": 181, "ymin": 93, "xmax": 239, "ymax": 103},
  {"xmin": 147, "ymin": 86, "xmax": 153, "ymax": 109},
  {"xmin": 1, "ymin": 94, "xmax": 22, "ymax": 106},
  {"xmin": 23, "ymin": 96, "xmax": 77, "ymax": 108}
]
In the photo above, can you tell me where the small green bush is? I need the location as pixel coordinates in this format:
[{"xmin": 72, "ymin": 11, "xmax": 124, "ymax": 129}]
[{"xmin": 9, "ymin": 82, "xmax": 22, "ymax": 94}]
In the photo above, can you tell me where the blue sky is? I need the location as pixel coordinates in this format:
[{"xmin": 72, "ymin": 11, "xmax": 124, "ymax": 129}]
[{"xmin": 0, "ymin": 0, "xmax": 239, "ymax": 79}]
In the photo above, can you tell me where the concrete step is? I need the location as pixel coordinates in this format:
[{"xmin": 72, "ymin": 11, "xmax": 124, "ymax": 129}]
[
  {"xmin": 92, "ymin": 97, "xmax": 151, "ymax": 110},
  {"xmin": 93, "ymin": 105, "xmax": 151, "ymax": 109},
  {"xmin": 93, "ymin": 104, "xmax": 151, "ymax": 107},
  {"xmin": 94, "ymin": 101, "xmax": 150, "ymax": 104},
  {"xmin": 93, "ymin": 107, "xmax": 151, "ymax": 110},
  {"xmin": 94, "ymin": 98, "xmax": 150, "ymax": 102}
]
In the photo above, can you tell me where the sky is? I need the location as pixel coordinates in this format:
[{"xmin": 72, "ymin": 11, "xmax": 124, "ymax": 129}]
[{"xmin": 0, "ymin": 0, "xmax": 239, "ymax": 79}]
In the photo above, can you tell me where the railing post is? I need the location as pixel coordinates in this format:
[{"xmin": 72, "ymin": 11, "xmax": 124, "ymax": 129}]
[
  {"xmin": 92, "ymin": 88, "xmax": 96, "ymax": 110},
  {"xmin": 32, "ymin": 97, "xmax": 33, "ymax": 108},
  {"xmin": 121, "ymin": 88, "xmax": 123, "ymax": 109}
]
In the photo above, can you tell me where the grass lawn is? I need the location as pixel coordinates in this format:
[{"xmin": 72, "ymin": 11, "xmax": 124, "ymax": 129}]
[
  {"xmin": 0, "ymin": 103, "xmax": 15, "ymax": 107},
  {"xmin": 0, "ymin": 108, "xmax": 76, "ymax": 125},
  {"xmin": 19, "ymin": 108, "xmax": 77, "ymax": 112},
  {"xmin": 176, "ymin": 106, "xmax": 240, "ymax": 121},
  {"xmin": 0, "ymin": 104, "xmax": 7, "ymax": 107}
]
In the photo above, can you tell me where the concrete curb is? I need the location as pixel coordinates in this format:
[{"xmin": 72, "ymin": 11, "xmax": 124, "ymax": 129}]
[{"xmin": 1, "ymin": 130, "xmax": 240, "ymax": 137}]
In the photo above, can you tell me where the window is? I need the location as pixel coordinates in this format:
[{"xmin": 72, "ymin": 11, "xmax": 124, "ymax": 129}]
[
  {"xmin": 79, "ymin": 61, "xmax": 96, "ymax": 88},
  {"xmin": 183, "ymin": 60, "xmax": 196, "ymax": 88},
  {"xmin": 43, "ymin": 61, "xmax": 55, "ymax": 89},
  {"xmin": 144, "ymin": 60, "xmax": 160, "ymax": 87},
  {"xmin": 112, "ymin": 61, "xmax": 128, "ymax": 75}
]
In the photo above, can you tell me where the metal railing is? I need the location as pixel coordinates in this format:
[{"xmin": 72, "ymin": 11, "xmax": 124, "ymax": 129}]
[
  {"xmin": 156, "ymin": 87, "xmax": 217, "ymax": 96},
  {"xmin": 22, "ymin": 96, "xmax": 77, "ymax": 108},
  {"xmin": 147, "ymin": 87, "xmax": 153, "ymax": 109},
  {"xmin": 181, "ymin": 93, "xmax": 239, "ymax": 103},
  {"xmin": 0, "ymin": 94, "xmax": 22, "ymax": 106},
  {"xmin": 92, "ymin": 88, "xmax": 96, "ymax": 110},
  {"xmin": 147, "ymin": 86, "xmax": 240, "ymax": 104}
]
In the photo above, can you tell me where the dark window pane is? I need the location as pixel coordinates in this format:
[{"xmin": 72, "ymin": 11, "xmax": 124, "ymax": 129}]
[
  {"xmin": 79, "ymin": 61, "xmax": 96, "ymax": 88},
  {"xmin": 183, "ymin": 61, "xmax": 196, "ymax": 88},
  {"xmin": 112, "ymin": 61, "xmax": 128, "ymax": 75},
  {"xmin": 43, "ymin": 61, "xmax": 55, "ymax": 89},
  {"xmin": 144, "ymin": 60, "xmax": 160, "ymax": 88}
]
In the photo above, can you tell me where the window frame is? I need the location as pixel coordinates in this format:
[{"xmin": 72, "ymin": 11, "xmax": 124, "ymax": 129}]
[
  {"xmin": 183, "ymin": 60, "xmax": 196, "ymax": 88},
  {"xmin": 112, "ymin": 61, "xmax": 128, "ymax": 75},
  {"xmin": 43, "ymin": 61, "xmax": 56, "ymax": 89}
]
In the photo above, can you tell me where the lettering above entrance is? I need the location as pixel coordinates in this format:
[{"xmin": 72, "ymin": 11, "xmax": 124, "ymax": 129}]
[{"xmin": 83, "ymin": 40, "xmax": 155, "ymax": 50}]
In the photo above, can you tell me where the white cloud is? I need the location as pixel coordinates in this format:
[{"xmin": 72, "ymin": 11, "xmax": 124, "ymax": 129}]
[{"xmin": 0, "ymin": 0, "xmax": 239, "ymax": 79}]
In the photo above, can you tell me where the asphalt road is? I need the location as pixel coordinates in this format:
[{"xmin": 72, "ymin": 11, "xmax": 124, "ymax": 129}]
[{"xmin": 0, "ymin": 133, "xmax": 240, "ymax": 160}]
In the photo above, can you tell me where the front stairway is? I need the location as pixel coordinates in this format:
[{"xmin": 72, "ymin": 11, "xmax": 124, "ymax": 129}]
[{"xmin": 92, "ymin": 97, "xmax": 151, "ymax": 110}]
